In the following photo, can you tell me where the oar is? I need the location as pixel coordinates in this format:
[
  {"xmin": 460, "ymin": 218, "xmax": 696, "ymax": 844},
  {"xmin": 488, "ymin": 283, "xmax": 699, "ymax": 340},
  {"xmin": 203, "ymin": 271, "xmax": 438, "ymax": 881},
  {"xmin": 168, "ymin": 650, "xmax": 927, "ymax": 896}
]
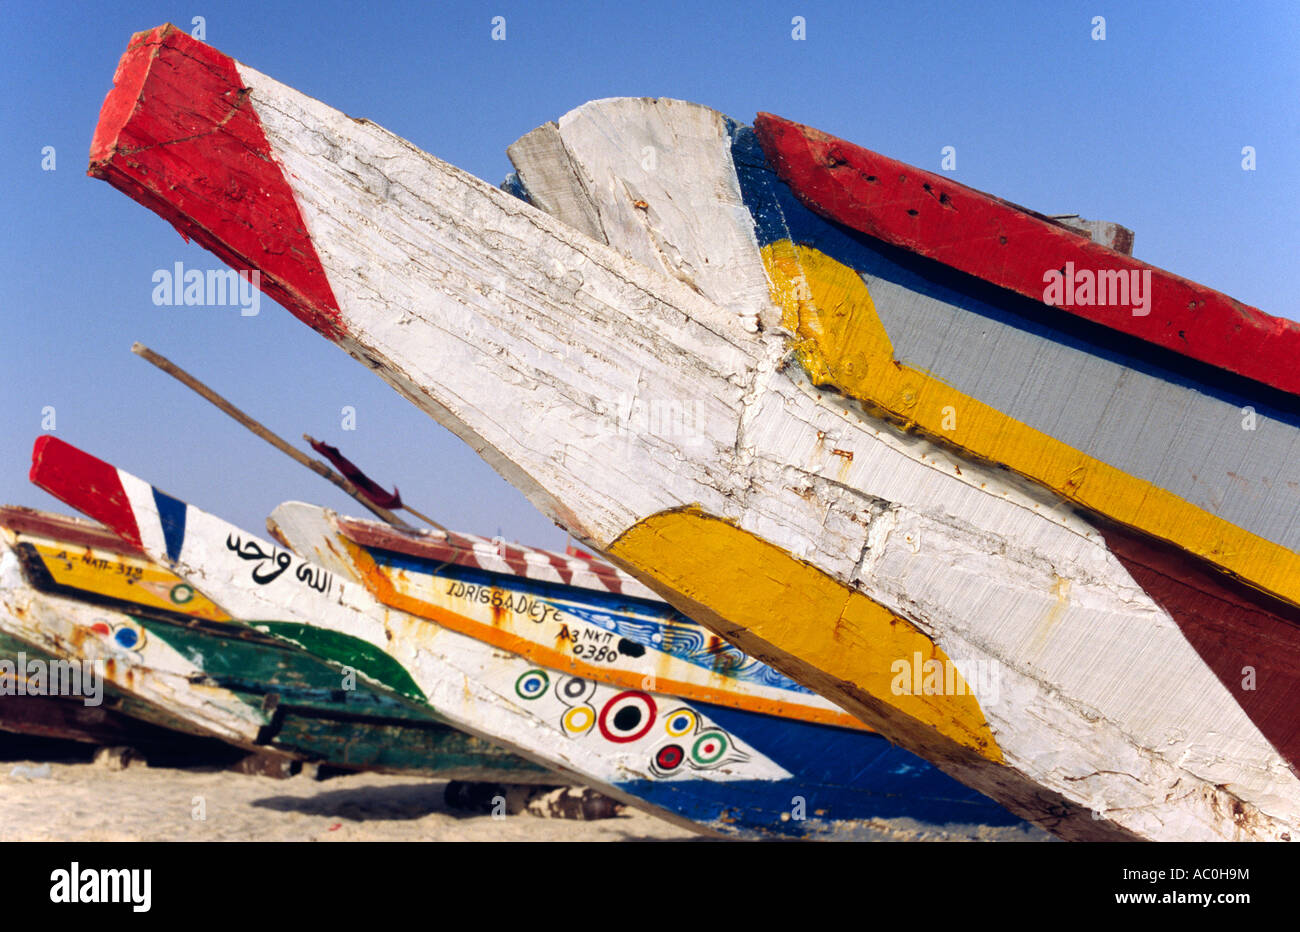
[{"xmin": 131, "ymin": 342, "xmax": 419, "ymax": 530}]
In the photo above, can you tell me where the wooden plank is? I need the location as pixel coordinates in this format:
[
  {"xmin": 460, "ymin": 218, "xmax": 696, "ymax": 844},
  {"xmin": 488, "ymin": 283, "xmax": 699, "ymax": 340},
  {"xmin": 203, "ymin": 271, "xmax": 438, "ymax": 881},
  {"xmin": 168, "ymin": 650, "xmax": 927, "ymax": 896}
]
[
  {"xmin": 31, "ymin": 437, "xmax": 1040, "ymax": 840},
  {"xmin": 508, "ymin": 98, "xmax": 771, "ymax": 332},
  {"xmin": 0, "ymin": 505, "xmax": 141, "ymax": 557},
  {"xmin": 81, "ymin": 27, "xmax": 1299, "ymax": 840},
  {"xmin": 269, "ymin": 501, "xmax": 866, "ymax": 730},
  {"xmin": 1046, "ymin": 215, "xmax": 1135, "ymax": 255},
  {"xmin": 505, "ymin": 121, "xmax": 607, "ymax": 244},
  {"xmin": 0, "ymin": 655, "xmax": 257, "ymax": 769},
  {"xmin": 0, "ymin": 664, "xmax": 216, "ymax": 754}
]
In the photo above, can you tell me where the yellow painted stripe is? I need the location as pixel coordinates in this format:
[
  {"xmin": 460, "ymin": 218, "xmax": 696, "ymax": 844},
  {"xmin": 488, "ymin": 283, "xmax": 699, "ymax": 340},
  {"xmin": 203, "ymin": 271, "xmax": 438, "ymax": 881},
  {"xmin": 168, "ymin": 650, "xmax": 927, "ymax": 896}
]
[
  {"xmin": 762, "ymin": 240, "xmax": 1300, "ymax": 609},
  {"xmin": 26, "ymin": 540, "xmax": 229, "ymax": 621},
  {"xmin": 340, "ymin": 536, "xmax": 868, "ymax": 730},
  {"xmin": 607, "ymin": 506, "xmax": 1004, "ymax": 763}
]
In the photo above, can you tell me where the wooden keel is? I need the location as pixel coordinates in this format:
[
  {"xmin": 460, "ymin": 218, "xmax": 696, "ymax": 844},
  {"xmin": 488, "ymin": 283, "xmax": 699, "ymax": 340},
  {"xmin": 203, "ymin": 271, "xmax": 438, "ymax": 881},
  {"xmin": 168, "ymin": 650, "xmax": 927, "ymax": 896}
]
[
  {"xmin": 84, "ymin": 27, "xmax": 1298, "ymax": 840},
  {"xmin": 0, "ymin": 665, "xmax": 230, "ymax": 760}
]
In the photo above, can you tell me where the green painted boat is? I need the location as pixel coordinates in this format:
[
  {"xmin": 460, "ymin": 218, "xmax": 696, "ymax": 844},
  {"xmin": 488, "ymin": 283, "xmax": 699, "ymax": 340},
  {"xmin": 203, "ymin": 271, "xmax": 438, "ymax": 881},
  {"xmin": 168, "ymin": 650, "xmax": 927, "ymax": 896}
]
[{"xmin": 0, "ymin": 506, "xmax": 554, "ymax": 783}]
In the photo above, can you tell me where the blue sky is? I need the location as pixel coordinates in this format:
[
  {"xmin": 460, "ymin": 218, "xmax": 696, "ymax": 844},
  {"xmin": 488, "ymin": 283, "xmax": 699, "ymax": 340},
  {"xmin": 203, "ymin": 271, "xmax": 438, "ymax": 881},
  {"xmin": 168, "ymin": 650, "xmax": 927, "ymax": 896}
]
[{"xmin": 2, "ymin": 0, "xmax": 1296, "ymax": 547}]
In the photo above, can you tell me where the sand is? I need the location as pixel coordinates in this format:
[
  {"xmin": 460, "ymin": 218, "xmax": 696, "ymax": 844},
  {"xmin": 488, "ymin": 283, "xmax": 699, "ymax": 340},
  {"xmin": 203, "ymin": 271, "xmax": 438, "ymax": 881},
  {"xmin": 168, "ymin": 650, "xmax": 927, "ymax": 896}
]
[{"xmin": 0, "ymin": 758, "xmax": 699, "ymax": 842}]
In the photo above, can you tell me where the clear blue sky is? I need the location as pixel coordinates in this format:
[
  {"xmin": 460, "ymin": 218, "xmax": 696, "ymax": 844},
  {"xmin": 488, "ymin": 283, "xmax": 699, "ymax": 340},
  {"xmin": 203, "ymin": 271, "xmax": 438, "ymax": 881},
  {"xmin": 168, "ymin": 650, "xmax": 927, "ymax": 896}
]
[{"xmin": 2, "ymin": 1, "xmax": 1296, "ymax": 547}]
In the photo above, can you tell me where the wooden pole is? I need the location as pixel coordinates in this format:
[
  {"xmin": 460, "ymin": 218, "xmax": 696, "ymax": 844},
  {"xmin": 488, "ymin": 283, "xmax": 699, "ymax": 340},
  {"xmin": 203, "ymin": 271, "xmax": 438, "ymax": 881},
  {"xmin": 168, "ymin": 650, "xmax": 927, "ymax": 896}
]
[{"xmin": 131, "ymin": 342, "xmax": 414, "ymax": 530}]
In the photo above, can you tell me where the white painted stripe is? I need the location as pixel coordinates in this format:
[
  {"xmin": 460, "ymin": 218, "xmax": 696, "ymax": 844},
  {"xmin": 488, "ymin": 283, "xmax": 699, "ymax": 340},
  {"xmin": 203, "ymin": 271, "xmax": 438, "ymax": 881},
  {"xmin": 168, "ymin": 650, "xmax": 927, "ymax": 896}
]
[{"xmin": 117, "ymin": 471, "xmax": 167, "ymax": 560}]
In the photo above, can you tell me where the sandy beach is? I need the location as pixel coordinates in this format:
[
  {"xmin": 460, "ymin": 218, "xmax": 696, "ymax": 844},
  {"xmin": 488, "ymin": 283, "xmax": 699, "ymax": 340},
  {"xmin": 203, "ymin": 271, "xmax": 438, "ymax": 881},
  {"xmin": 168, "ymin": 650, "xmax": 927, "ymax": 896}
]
[{"xmin": 0, "ymin": 755, "xmax": 698, "ymax": 842}]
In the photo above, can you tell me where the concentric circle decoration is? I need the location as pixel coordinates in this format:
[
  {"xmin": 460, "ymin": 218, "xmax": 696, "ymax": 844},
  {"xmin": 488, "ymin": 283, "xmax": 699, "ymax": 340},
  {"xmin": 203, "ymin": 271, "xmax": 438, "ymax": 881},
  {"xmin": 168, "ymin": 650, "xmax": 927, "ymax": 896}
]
[
  {"xmin": 654, "ymin": 744, "xmax": 685, "ymax": 772},
  {"xmin": 664, "ymin": 708, "xmax": 697, "ymax": 737},
  {"xmin": 558, "ymin": 675, "xmax": 595, "ymax": 706},
  {"xmin": 169, "ymin": 583, "xmax": 195, "ymax": 605},
  {"xmin": 691, "ymin": 731, "xmax": 730, "ymax": 767},
  {"xmin": 597, "ymin": 691, "xmax": 657, "ymax": 743},
  {"xmin": 514, "ymin": 669, "xmax": 550, "ymax": 700},
  {"xmin": 112, "ymin": 623, "xmax": 144, "ymax": 651},
  {"xmin": 562, "ymin": 705, "xmax": 595, "ymax": 736}
]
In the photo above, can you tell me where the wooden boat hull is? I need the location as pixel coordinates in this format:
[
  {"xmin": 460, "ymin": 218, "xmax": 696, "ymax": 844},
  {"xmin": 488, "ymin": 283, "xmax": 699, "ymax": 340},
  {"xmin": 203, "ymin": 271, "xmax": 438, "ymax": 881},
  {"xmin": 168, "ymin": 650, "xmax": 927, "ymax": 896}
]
[
  {"xmin": 508, "ymin": 101, "xmax": 1300, "ymax": 606},
  {"xmin": 506, "ymin": 100, "xmax": 1300, "ymax": 833},
  {"xmin": 269, "ymin": 502, "xmax": 862, "ymax": 730},
  {"xmin": 32, "ymin": 439, "xmax": 1040, "ymax": 840},
  {"xmin": 82, "ymin": 26, "xmax": 1299, "ymax": 840},
  {"xmin": 0, "ymin": 508, "xmax": 552, "ymax": 782},
  {"xmin": 0, "ymin": 628, "xmax": 237, "ymax": 759}
]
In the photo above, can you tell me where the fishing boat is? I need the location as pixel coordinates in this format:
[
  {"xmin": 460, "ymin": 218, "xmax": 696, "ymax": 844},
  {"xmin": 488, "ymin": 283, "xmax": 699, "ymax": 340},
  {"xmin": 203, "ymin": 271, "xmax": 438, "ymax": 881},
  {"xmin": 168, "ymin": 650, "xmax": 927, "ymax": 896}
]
[
  {"xmin": 0, "ymin": 621, "xmax": 238, "ymax": 764},
  {"xmin": 268, "ymin": 502, "xmax": 862, "ymax": 730},
  {"xmin": 32, "ymin": 437, "xmax": 1039, "ymax": 840},
  {"xmin": 83, "ymin": 25, "xmax": 1298, "ymax": 840},
  {"xmin": 0, "ymin": 506, "xmax": 552, "ymax": 782}
]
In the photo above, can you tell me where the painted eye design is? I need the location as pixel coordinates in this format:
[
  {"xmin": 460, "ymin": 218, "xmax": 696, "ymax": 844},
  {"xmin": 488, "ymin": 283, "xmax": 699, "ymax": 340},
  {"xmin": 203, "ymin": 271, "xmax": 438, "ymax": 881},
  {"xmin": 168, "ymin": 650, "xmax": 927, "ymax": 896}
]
[
  {"xmin": 663, "ymin": 708, "xmax": 698, "ymax": 737},
  {"xmin": 596, "ymin": 691, "xmax": 657, "ymax": 743},
  {"xmin": 651, "ymin": 743, "xmax": 686, "ymax": 776},
  {"xmin": 514, "ymin": 669, "xmax": 550, "ymax": 700},
  {"xmin": 562, "ymin": 705, "xmax": 595, "ymax": 736},
  {"xmin": 100, "ymin": 621, "xmax": 147, "ymax": 652},
  {"xmin": 556, "ymin": 675, "xmax": 596, "ymax": 706},
  {"xmin": 690, "ymin": 731, "xmax": 730, "ymax": 766},
  {"xmin": 650, "ymin": 707, "xmax": 750, "ymax": 776}
]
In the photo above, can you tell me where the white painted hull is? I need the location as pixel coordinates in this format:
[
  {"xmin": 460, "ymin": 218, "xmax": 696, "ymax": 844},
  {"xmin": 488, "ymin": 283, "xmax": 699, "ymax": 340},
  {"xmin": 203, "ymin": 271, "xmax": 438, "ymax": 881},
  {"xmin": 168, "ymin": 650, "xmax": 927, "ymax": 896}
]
[{"xmin": 82, "ymin": 28, "xmax": 1299, "ymax": 840}]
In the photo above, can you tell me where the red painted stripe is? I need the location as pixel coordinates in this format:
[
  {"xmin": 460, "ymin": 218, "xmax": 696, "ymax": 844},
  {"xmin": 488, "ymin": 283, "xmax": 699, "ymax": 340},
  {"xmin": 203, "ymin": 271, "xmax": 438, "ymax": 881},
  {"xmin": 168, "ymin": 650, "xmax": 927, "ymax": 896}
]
[
  {"xmin": 0, "ymin": 505, "xmax": 144, "ymax": 556},
  {"xmin": 1099, "ymin": 519, "xmax": 1300, "ymax": 775},
  {"xmin": 754, "ymin": 113, "xmax": 1300, "ymax": 398},
  {"xmin": 586, "ymin": 563, "xmax": 624, "ymax": 595},
  {"xmin": 29, "ymin": 438, "xmax": 143, "ymax": 549},
  {"xmin": 88, "ymin": 24, "xmax": 344, "ymax": 340},
  {"xmin": 336, "ymin": 516, "xmax": 466, "ymax": 568},
  {"xmin": 335, "ymin": 514, "xmax": 628, "ymax": 594},
  {"xmin": 544, "ymin": 551, "xmax": 576, "ymax": 587},
  {"xmin": 496, "ymin": 542, "xmax": 531, "ymax": 580}
]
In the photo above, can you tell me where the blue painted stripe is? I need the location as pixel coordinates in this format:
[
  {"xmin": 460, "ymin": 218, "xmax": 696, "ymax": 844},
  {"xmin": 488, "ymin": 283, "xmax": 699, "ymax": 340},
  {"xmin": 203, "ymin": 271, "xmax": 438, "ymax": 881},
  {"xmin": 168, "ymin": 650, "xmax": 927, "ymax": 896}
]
[
  {"xmin": 151, "ymin": 487, "xmax": 188, "ymax": 563},
  {"xmin": 500, "ymin": 171, "xmax": 534, "ymax": 205},
  {"xmin": 366, "ymin": 546, "xmax": 815, "ymax": 694},
  {"xmin": 617, "ymin": 699, "xmax": 1028, "ymax": 838}
]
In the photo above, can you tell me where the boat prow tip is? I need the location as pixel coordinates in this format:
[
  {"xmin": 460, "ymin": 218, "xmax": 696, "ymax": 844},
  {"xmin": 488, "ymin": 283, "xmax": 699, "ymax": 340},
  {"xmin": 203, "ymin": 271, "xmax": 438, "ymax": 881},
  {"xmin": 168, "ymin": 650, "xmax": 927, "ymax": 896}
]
[
  {"xmin": 87, "ymin": 23, "xmax": 348, "ymax": 344},
  {"xmin": 28, "ymin": 437, "xmax": 144, "ymax": 549}
]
